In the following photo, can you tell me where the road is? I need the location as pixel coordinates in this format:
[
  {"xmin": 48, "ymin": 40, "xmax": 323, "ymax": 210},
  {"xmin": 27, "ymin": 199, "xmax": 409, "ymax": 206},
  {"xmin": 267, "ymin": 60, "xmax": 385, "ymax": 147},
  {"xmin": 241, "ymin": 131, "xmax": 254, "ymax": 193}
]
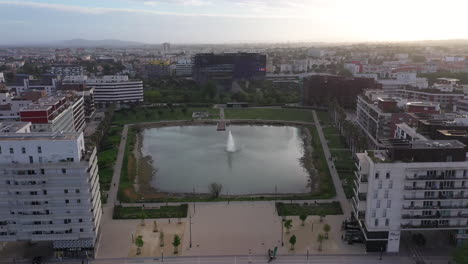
[{"xmin": 312, "ymin": 110, "xmax": 351, "ymax": 217}]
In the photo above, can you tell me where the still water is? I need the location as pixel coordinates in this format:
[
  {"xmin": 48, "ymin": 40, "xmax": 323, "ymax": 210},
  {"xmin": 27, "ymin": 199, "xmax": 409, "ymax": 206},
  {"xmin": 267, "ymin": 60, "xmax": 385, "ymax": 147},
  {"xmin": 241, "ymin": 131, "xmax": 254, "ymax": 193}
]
[{"xmin": 141, "ymin": 125, "xmax": 310, "ymax": 195}]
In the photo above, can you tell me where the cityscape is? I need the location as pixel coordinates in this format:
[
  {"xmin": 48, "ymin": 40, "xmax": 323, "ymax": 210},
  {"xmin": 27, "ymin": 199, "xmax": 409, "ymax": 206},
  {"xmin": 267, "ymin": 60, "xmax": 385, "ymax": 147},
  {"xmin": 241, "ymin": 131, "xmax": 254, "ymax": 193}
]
[{"xmin": 1, "ymin": 1, "xmax": 468, "ymax": 264}]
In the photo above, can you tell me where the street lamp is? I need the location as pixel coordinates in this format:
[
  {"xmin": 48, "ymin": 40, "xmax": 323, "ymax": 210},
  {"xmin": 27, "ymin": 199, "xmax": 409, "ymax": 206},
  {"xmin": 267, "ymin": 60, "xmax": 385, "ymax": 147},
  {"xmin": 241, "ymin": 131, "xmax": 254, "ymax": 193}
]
[
  {"xmin": 379, "ymin": 246, "xmax": 384, "ymax": 260},
  {"xmin": 189, "ymin": 213, "xmax": 192, "ymax": 248},
  {"xmin": 281, "ymin": 216, "xmax": 285, "ymax": 247}
]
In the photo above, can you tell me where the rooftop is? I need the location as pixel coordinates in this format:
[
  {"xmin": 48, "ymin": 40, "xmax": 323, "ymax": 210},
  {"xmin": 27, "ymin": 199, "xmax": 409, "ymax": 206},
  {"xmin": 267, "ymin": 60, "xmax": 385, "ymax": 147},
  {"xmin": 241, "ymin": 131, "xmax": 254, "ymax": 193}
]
[
  {"xmin": 381, "ymin": 138, "xmax": 465, "ymax": 150},
  {"xmin": 0, "ymin": 122, "xmax": 30, "ymax": 133},
  {"xmin": 0, "ymin": 131, "xmax": 80, "ymax": 141}
]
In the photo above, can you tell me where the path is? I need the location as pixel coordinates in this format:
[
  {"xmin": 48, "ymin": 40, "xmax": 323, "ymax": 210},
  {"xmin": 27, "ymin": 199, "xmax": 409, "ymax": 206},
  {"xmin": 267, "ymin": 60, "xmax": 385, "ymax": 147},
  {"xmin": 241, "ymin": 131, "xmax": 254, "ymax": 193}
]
[{"xmin": 312, "ymin": 110, "xmax": 351, "ymax": 217}]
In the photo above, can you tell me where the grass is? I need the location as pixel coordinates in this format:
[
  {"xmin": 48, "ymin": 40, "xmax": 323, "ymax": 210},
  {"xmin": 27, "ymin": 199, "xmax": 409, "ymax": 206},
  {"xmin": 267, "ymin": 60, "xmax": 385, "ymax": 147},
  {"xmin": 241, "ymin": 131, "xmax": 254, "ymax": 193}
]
[
  {"xmin": 224, "ymin": 108, "xmax": 314, "ymax": 123},
  {"xmin": 97, "ymin": 148, "xmax": 118, "ymax": 168},
  {"xmin": 112, "ymin": 107, "xmax": 217, "ymax": 125},
  {"xmin": 309, "ymin": 126, "xmax": 336, "ymax": 198},
  {"xmin": 113, "ymin": 204, "xmax": 188, "ymax": 219},
  {"xmin": 315, "ymin": 111, "xmax": 332, "ymax": 125},
  {"xmin": 340, "ymin": 173, "xmax": 356, "ymax": 199},
  {"xmin": 118, "ymin": 126, "xmax": 139, "ymax": 202},
  {"xmin": 276, "ymin": 201, "xmax": 343, "ymax": 216},
  {"xmin": 331, "ymin": 150, "xmax": 355, "ymax": 171}
]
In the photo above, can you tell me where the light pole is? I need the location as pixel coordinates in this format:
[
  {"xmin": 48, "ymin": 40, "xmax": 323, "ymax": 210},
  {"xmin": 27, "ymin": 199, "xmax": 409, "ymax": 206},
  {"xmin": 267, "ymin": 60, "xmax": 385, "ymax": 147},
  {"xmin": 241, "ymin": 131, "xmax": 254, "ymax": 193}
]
[
  {"xmin": 379, "ymin": 246, "xmax": 384, "ymax": 260},
  {"xmin": 189, "ymin": 213, "xmax": 192, "ymax": 248},
  {"xmin": 281, "ymin": 216, "xmax": 284, "ymax": 247},
  {"xmin": 193, "ymin": 186, "xmax": 196, "ymax": 215}
]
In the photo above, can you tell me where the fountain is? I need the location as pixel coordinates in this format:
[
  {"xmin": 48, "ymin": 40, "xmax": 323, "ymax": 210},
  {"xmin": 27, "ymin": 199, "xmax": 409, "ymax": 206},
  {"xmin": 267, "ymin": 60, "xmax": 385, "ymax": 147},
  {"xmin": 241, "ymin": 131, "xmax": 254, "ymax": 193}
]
[{"xmin": 226, "ymin": 130, "xmax": 237, "ymax": 152}]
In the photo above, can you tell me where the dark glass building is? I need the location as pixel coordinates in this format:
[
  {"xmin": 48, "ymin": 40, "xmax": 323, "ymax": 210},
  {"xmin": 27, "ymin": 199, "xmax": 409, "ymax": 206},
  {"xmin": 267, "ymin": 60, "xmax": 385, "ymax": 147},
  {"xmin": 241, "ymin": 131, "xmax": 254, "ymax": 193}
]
[{"xmin": 193, "ymin": 53, "xmax": 266, "ymax": 90}]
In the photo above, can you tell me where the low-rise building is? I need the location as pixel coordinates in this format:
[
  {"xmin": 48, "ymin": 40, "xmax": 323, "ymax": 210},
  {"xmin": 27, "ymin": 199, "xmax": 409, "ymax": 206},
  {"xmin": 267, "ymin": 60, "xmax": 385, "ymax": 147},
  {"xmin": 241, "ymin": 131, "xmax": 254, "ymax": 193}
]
[{"xmin": 86, "ymin": 75, "xmax": 143, "ymax": 107}]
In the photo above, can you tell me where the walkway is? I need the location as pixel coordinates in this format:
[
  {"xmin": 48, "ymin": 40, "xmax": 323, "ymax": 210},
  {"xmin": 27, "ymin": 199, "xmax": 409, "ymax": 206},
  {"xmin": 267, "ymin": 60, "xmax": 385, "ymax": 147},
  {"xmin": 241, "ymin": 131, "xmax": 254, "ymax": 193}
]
[{"xmin": 312, "ymin": 110, "xmax": 351, "ymax": 217}]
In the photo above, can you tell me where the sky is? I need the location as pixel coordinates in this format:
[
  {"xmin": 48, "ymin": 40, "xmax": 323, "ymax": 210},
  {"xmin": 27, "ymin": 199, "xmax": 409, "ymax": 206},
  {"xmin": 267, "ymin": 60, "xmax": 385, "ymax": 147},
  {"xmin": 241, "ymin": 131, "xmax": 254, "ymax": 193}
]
[{"xmin": 1, "ymin": 0, "xmax": 468, "ymax": 45}]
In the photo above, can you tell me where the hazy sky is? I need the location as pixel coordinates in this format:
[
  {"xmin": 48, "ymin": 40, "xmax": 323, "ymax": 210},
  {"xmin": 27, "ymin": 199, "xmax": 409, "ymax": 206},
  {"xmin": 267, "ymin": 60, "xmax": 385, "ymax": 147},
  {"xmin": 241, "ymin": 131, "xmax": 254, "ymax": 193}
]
[{"xmin": 1, "ymin": 0, "xmax": 468, "ymax": 44}]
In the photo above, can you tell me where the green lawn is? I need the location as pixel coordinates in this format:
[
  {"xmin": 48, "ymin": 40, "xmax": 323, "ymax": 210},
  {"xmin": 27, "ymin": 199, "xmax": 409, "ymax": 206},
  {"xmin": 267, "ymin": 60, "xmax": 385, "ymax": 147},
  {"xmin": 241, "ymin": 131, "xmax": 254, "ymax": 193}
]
[
  {"xmin": 113, "ymin": 204, "xmax": 188, "ymax": 219},
  {"xmin": 325, "ymin": 134, "xmax": 348, "ymax": 149},
  {"xmin": 331, "ymin": 150, "xmax": 355, "ymax": 171},
  {"xmin": 309, "ymin": 127, "xmax": 336, "ymax": 198},
  {"xmin": 315, "ymin": 111, "xmax": 332, "ymax": 125},
  {"xmin": 225, "ymin": 108, "xmax": 314, "ymax": 123},
  {"xmin": 276, "ymin": 201, "xmax": 343, "ymax": 216},
  {"xmin": 112, "ymin": 107, "xmax": 217, "ymax": 125},
  {"xmin": 322, "ymin": 126, "xmax": 340, "ymax": 135},
  {"xmin": 339, "ymin": 173, "xmax": 356, "ymax": 199}
]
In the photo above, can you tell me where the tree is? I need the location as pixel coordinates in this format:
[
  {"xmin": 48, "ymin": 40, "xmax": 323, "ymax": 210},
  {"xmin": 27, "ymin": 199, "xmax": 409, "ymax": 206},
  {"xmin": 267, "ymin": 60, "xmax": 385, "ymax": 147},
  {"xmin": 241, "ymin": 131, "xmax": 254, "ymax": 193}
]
[
  {"xmin": 453, "ymin": 242, "xmax": 468, "ymax": 264},
  {"xmin": 135, "ymin": 235, "xmax": 144, "ymax": 255},
  {"xmin": 323, "ymin": 224, "xmax": 331, "ymax": 239},
  {"xmin": 299, "ymin": 214, "xmax": 307, "ymax": 226},
  {"xmin": 208, "ymin": 182, "xmax": 223, "ymax": 198},
  {"xmin": 317, "ymin": 233, "xmax": 325, "ymax": 251},
  {"xmin": 289, "ymin": 235, "xmax": 297, "ymax": 251},
  {"xmin": 140, "ymin": 210, "xmax": 147, "ymax": 226},
  {"xmin": 153, "ymin": 221, "xmax": 158, "ymax": 233},
  {"xmin": 173, "ymin": 235, "xmax": 181, "ymax": 254},
  {"xmin": 284, "ymin": 219, "xmax": 292, "ymax": 234},
  {"xmin": 159, "ymin": 231, "xmax": 165, "ymax": 247},
  {"xmin": 318, "ymin": 208, "xmax": 326, "ymax": 222}
]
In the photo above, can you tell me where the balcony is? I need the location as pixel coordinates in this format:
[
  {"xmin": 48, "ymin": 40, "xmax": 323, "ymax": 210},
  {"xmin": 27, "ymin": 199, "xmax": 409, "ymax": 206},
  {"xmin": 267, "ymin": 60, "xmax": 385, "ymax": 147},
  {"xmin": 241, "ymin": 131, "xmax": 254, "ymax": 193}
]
[
  {"xmin": 401, "ymin": 223, "xmax": 468, "ymax": 230},
  {"xmin": 358, "ymin": 193, "xmax": 367, "ymax": 201},
  {"xmin": 403, "ymin": 195, "xmax": 468, "ymax": 201},
  {"xmin": 403, "ymin": 204, "xmax": 468, "ymax": 210},
  {"xmin": 406, "ymin": 174, "xmax": 468, "ymax": 181},
  {"xmin": 404, "ymin": 186, "xmax": 468, "ymax": 191},
  {"xmin": 354, "ymin": 171, "xmax": 368, "ymax": 183},
  {"xmin": 402, "ymin": 213, "xmax": 468, "ymax": 220}
]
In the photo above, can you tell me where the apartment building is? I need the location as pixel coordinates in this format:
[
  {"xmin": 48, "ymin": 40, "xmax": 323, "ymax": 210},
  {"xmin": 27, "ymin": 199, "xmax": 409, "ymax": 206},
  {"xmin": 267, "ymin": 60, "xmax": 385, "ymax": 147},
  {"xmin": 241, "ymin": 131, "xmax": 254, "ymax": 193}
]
[
  {"xmin": 50, "ymin": 65, "xmax": 85, "ymax": 78},
  {"xmin": 354, "ymin": 139, "xmax": 468, "ymax": 252},
  {"xmin": 86, "ymin": 75, "xmax": 143, "ymax": 107},
  {"xmin": 175, "ymin": 60, "xmax": 193, "ymax": 77},
  {"xmin": 0, "ymin": 122, "xmax": 102, "ymax": 256},
  {"xmin": 19, "ymin": 95, "xmax": 85, "ymax": 133}
]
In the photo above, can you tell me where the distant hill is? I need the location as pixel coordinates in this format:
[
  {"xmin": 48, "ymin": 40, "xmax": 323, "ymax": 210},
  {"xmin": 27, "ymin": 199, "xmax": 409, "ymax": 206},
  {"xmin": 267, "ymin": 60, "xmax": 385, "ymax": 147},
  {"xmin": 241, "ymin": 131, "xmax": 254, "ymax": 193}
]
[{"xmin": 55, "ymin": 39, "xmax": 149, "ymax": 47}]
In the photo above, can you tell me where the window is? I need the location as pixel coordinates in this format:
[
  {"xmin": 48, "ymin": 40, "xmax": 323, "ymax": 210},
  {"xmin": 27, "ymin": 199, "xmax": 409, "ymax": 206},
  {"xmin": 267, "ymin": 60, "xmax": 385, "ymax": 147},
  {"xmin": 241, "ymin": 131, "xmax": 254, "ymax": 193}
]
[
  {"xmin": 77, "ymin": 199, "xmax": 81, "ymax": 203},
  {"xmin": 377, "ymin": 200, "xmax": 381, "ymax": 208},
  {"xmin": 21, "ymin": 147, "xmax": 25, "ymax": 154},
  {"xmin": 29, "ymin": 156, "xmax": 33, "ymax": 164},
  {"xmin": 386, "ymin": 172, "xmax": 390, "ymax": 179},
  {"xmin": 0, "ymin": 146, "xmax": 2, "ymax": 153},
  {"xmin": 79, "ymin": 219, "xmax": 83, "ymax": 223},
  {"xmin": 43, "ymin": 190, "xmax": 47, "ymax": 195},
  {"xmin": 382, "ymin": 209, "xmax": 387, "ymax": 217},
  {"xmin": 372, "ymin": 209, "xmax": 376, "ymax": 217},
  {"xmin": 389, "ymin": 180, "xmax": 393, "ymax": 189},
  {"xmin": 9, "ymin": 148, "xmax": 13, "ymax": 154},
  {"xmin": 65, "ymin": 199, "xmax": 69, "ymax": 204},
  {"xmin": 64, "ymin": 189, "xmax": 68, "ymax": 194},
  {"xmin": 375, "ymin": 172, "xmax": 379, "ymax": 179},
  {"xmin": 373, "ymin": 192, "xmax": 378, "ymax": 199},
  {"xmin": 384, "ymin": 190, "xmax": 389, "ymax": 199},
  {"xmin": 37, "ymin": 146, "xmax": 42, "ymax": 154},
  {"xmin": 75, "ymin": 189, "xmax": 80, "ymax": 194},
  {"xmin": 375, "ymin": 219, "xmax": 379, "ymax": 226},
  {"xmin": 387, "ymin": 200, "xmax": 392, "ymax": 208},
  {"xmin": 61, "ymin": 169, "xmax": 66, "ymax": 174},
  {"xmin": 80, "ymin": 228, "xmax": 84, "ymax": 233},
  {"xmin": 385, "ymin": 219, "xmax": 389, "ymax": 226},
  {"xmin": 40, "ymin": 169, "xmax": 45, "ymax": 175}
]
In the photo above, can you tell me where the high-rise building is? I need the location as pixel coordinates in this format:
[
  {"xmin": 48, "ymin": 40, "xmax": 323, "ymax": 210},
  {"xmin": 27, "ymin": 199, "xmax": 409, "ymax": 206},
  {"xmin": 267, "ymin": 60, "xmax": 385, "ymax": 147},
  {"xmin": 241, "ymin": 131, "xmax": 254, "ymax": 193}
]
[
  {"xmin": 193, "ymin": 53, "xmax": 266, "ymax": 91},
  {"xmin": 0, "ymin": 123, "xmax": 102, "ymax": 256},
  {"xmin": 175, "ymin": 60, "xmax": 193, "ymax": 77},
  {"xmin": 302, "ymin": 75, "xmax": 381, "ymax": 109},
  {"xmin": 86, "ymin": 75, "xmax": 143, "ymax": 107},
  {"xmin": 354, "ymin": 139, "xmax": 468, "ymax": 252},
  {"xmin": 162, "ymin": 43, "xmax": 171, "ymax": 54}
]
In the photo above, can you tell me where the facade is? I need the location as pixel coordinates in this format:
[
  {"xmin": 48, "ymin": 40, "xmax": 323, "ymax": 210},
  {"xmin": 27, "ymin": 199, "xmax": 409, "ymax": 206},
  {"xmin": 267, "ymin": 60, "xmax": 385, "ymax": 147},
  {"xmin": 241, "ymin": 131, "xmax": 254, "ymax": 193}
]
[
  {"xmin": 60, "ymin": 82, "xmax": 95, "ymax": 121},
  {"xmin": 50, "ymin": 65, "xmax": 85, "ymax": 78},
  {"xmin": 394, "ymin": 123, "xmax": 428, "ymax": 141},
  {"xmin": 0, "ymin": 73, "xmax": 4, "ymax": 83},
  {"xmin": 354, "ymin": 139, "xmax": 468, "ymax": 252},
  {"xmin": 175, "ymin": 60, "xmax": 193, "ymax": 77},
  {"xmin": 387, "ymin": 88, "xmax": 464, "ymax": 108},
  {"xmin": 86, "ymin": 75, "xmax": 143, "ymax": 107},
  {"xmin": 0, "ymin": 92, "xmax": 33, "ymax": 121},
  {"xmin": 0, "ymin": 126, "xmax": 102, "ymax": 256},
  {"xmin": 142, "ymin": 61, "xmax": 171, "ymax": 78},
  {"xmin": 162, "ymin": 43, "xmax": 171, "ymax": 53},
  {"xmin": 193, "ymin": 53, "xmax": 266, "ymax": 90},
  {"xmin": 19, "ymin": 95, "xmax": 85, "ymax": 133},
  {"xmin": 303, "ymin": 75, "xmax": 381, "ymax": 109}
]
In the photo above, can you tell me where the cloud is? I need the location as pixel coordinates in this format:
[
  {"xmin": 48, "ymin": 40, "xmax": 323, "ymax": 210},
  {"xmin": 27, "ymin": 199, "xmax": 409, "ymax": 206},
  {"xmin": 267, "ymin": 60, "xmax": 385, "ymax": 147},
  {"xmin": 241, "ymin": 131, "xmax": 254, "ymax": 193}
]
[
  {"xmin": 0, "ymin": 0, "xmax": 310, "ymax": 18},
  {"xmin": 140, "ymin": 0, "xmax": 211, "ymax": 6}
]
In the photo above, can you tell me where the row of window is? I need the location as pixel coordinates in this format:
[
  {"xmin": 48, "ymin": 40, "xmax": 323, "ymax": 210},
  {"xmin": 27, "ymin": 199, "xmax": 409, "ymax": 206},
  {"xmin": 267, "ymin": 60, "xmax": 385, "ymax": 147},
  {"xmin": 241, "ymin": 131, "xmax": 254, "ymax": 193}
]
[
  {"xmin": 0, "ymin": 146, "xmax": 42, "ymax": 154},
  {"xmin": 374, "ymin": 218, "xmax": 390, "ymax": 227}
]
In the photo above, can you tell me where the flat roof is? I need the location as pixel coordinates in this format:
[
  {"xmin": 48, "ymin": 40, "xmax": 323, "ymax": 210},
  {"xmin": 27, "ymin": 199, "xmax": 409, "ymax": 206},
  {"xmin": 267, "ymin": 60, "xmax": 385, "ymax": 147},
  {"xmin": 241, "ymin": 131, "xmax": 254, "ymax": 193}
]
[
  {"xmin": 437, "ymin": 129, "xmax": 468, "ymax": 137},
  {"xmin": 382, "ymin": 138, "xmax": 465, "ymax": 150},
  {"xmin": 21, "ymin": 104, "xmax": 53, "ymax": 111},
  {"xmin": 0, "ymin": 122, "xmax": 30, "ymax": 133},
  {"xmin": 406, "ymin": 102, "xmax": 438, "ymax": 107},
  {"xmin": 0, "ymin": 132, "xmax": 80, "ymax": 141}
]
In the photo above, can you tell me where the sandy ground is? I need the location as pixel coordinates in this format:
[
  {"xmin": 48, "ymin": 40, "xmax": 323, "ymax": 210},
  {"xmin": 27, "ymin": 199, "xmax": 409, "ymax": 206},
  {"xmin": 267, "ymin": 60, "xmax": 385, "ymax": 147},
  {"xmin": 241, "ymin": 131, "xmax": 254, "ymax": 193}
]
[
  {"xmin": 97, "ymin": 202, "xmax": 364, "ymax": 258},
  {"xmin": 128, "ymin": 219, "xmax": 185, "ymax": 257}
]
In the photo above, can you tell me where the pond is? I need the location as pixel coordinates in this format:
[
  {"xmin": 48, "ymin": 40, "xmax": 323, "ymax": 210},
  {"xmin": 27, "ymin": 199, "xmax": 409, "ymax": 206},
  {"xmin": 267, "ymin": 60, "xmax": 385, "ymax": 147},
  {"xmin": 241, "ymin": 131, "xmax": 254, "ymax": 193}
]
[{"xmin": 141, "ymin": 125, "xmax": 310, "ymax": 195}]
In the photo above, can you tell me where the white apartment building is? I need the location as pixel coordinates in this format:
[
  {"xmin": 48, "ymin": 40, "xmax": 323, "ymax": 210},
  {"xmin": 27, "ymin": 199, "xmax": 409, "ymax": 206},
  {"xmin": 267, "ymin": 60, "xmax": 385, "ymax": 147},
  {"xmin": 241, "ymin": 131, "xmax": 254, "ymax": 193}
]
[
  {"xmin": 86, "ymin": 75, "xmax": 143, "ymax": 107},
  {"xmin": 0, "ymin": 123, "xmax": 102, "ymax": 256},
  {"xmin": 0, "ymin": 73, "xmax": 4, "ymax": 83},
  {"xmin": 50, "ymin": 65, "xmax": 85, "ymax": 78},
  {"xmin": 354, "ymin": 139, "xmax": 468, "ymax": 252},
  {"xmin": 0, "ymin": 92, "xmax": 32, "ymax": 121}
]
